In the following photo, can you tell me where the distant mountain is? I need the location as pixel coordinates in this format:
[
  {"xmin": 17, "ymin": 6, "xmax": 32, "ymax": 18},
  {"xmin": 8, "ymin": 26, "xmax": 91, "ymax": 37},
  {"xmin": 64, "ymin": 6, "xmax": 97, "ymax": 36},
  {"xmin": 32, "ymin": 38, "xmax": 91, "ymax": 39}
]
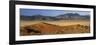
[
  {"xmin": 56, "ymin": 13, "xmax": 80, "ymax": 19},
  {"xmin": 56, "ymin": 13, "xmax": 90, "ymax": 20},
  {"xmin": 57, "ymin": 13, "xmax": 80, "ymax": 17},
  {"xmin": 20, "ymin": 13, "xmax": 90, "ymax": 20},
  {"xmin": 80, "ymin": 15, "xmax": 90, "ymax": 19},
  {"xmin": 21, "ymin": 14, "xmax": 60, "ymax": 20}
]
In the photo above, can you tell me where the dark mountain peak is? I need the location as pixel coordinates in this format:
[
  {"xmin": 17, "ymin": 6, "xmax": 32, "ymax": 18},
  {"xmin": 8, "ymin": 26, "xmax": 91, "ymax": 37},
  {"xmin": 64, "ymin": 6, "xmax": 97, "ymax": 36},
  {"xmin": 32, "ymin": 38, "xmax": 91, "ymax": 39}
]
[
  {"xmin": 58, "ymin": 13, "xmax": 80, "ymax": 17},
  {"xmin": 32, "ymin": 14, "xmax": 44, "ymax": 17}
]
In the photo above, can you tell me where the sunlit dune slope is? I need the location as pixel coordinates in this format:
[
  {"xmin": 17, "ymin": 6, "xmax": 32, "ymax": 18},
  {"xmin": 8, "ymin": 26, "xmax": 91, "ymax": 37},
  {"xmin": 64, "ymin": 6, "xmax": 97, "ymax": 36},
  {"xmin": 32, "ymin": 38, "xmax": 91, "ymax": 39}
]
[{"xmin": 20, "ymin": 22, "xmax": 90, "ymax": 36}]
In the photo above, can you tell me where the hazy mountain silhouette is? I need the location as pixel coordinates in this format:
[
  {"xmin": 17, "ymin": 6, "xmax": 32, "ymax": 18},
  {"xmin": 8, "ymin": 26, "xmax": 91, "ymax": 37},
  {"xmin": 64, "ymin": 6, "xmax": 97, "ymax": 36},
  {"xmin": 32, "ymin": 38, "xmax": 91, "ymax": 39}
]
[
  {"xmin": 56, "ymin": 13, "xmax": 90, "ymax": 20},
  {"xmin": 20, "ymin": 13, "xmax": 90, "ymax": 20}
]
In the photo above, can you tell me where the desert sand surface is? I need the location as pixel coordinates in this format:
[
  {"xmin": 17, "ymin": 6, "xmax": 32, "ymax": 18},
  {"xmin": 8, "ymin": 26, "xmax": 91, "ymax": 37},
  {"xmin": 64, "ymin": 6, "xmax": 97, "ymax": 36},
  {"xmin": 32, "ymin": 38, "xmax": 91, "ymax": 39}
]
[
  {"xmin": 20, "ymin": 20, "xmax": 90, "ymax": 26},
  {"xmin": 20, "ymin": 20, "xmax": 90, "ymax": 36}
]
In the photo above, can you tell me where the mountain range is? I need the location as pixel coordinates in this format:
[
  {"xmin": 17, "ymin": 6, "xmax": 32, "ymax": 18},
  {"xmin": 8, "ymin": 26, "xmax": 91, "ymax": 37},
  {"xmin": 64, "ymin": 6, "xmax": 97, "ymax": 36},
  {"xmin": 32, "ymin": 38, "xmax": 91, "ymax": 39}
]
[{"xmin": 20, "ymin": 13, "xmax": 90, "ymax": 20}]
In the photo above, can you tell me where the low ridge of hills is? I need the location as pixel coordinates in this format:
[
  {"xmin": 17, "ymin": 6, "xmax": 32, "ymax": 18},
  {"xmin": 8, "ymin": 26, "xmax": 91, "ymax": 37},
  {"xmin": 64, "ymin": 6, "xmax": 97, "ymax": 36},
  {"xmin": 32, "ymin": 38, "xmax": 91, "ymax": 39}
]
[{"xmin": 20, "ymin": 13, "xmax": 90, "ymax": 20}]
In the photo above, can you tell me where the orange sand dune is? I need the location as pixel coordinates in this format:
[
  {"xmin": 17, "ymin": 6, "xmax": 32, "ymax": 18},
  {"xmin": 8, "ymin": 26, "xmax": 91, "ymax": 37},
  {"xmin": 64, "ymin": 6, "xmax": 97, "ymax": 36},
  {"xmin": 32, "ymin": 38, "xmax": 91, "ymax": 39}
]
[{"xmin": 20, "ymin": 22, "xmax": 90, "ymax": 36}]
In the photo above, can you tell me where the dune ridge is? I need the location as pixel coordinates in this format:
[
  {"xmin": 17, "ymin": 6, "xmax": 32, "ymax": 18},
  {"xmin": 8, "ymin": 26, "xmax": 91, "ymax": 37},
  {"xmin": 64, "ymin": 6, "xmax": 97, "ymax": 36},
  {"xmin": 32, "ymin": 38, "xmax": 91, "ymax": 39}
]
[{"xmin": 20, "ymin": 22, "xmax": 90, "ymax": 36}]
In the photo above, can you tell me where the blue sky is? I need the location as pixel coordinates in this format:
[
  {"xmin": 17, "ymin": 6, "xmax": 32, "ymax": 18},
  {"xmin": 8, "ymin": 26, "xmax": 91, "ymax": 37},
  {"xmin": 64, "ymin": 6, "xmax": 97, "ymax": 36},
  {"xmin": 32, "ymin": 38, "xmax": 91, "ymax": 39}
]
[{"xmin": 20, "ymin": 8, "xmax": 90, "ymax": 16}]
